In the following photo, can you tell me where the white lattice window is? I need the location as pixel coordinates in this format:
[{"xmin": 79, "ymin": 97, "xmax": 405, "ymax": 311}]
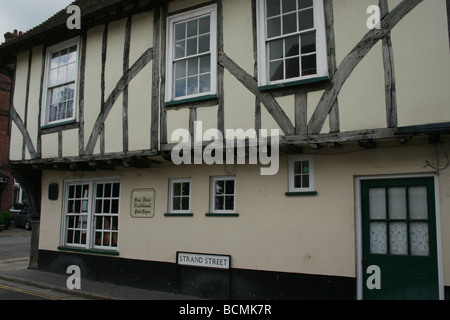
[
  {"xmin": 62, "ymin": 179, "xmax": 120, "ymax": 251},
  {"xmin": 288, "ymin": 155, "xmax": 315, "ymax": 192},
  {"xmin": 256, "ymin": 0, "xmax": 328, "ymax": 88},
  {"xmin": 169, "ymin": 178, "xmax": 191, "ymax": 213},
  {"xmin": 210, "ymin": 176, "xmax": 236, "ymax": 213},
  {"xmin": 42, "ymin": 38, "xmax": 79, "ymax": 126},
  {"xmin": 165, "ymin": 4, "xmax": 217, "ymax": 103}
]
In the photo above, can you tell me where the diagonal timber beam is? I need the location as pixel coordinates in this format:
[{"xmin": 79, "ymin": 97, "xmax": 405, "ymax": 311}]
[
  {"xmin": 10, "ymin": 102, "xmax": 37, "ymax": 159},
  {"xmin": 84, "ymin": 47, "xmax": 154, "ymax": 155},
  {"xmin": 219, "ymin": 51, "xmax": 295, "ymax": 135},
  {"xmin": 307, "ymin": 0, "xmax": 423, "ymax": 134}
]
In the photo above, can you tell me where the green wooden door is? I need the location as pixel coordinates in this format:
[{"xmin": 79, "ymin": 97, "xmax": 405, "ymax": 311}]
[{"xmin": 361, "ymin": 178, "xmax": 439, "ymax": 300}]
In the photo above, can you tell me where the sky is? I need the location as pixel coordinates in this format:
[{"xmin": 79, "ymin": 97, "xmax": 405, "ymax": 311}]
[{"xmin": 0, "ymin": 0, "xmax": 74, "ymax": 42}]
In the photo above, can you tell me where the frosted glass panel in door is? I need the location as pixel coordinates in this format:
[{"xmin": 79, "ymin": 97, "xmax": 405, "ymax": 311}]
[
  {"xmin": 369, "ymin": 188, "xmax": 386, "ymax": 219},
  {"xmin": 388, "ymin": 187, "xmax": 406, "ymax": 219},
  {"xmin": 409, "ymin": 187, "xmax": 428, "ymax": 220}
]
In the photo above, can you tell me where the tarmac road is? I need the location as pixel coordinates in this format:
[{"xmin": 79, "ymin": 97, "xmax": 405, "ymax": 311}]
[
  {"xmin": 0, "ymin": 226, "xmax": 31, "ymax": 260},
  {"xmin": 0, "ymin": 227, "xmax": 88, "ymax": 300}
]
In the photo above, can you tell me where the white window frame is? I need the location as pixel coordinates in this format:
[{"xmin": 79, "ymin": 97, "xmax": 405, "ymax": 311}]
[
  {"xmin": 210, "ymin": 176, "xmax": 236, "ymax": 214},
  {"xmin": 256, "ymin": 0, "xmax": 328, "ymax": 87},
  {"xmin": 165, "ymin": 4, "xmax": 218, "ymax": 103},
  {"xmin": 61, "ymin": 178, "xmax": 121, "ymax": 251},
  {"xmin": 288, "ymin": 155, "xmax": 315, "ymax": 192},
  {"xmin": 169, "ymin": 178, "xmax": 191, "ymax": 214},
  {"xmin": 41, "ymin": 37, "xmax": 80, "ymax": 127}
]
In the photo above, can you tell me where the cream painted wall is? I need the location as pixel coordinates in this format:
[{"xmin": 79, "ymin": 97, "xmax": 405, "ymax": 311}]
[
  {"xmin": 38, "ymin": 140, "xmax": 450, "ymax": 284},
  {"xmin": 128, "ymin": 11, "xmax": 153, "ymax": 151}
]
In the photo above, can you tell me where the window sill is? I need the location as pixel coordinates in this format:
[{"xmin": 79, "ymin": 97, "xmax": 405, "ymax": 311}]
[
  {"xmin": 57, "ymin": 246, "xmax": 119, "ymax": 256},
  {"xmin": 285, "ymin": 191, "xmax": 318, "ymax": 196},
  {"xmin": 41, "ymin": 120, "xmax": 79, "ymax": 134},
  {"xmin": 165, "ymin": 94, "xmax": 218, "ymax": 107},
  {"xmin": 164, "ymin": 213, "xmax": 194, "ymax": 217},
  {"xmin": 259, "ymin": 76, "xmax": 329, "ymax": 91},
  {"xmin": 205, "ymin": 213, "xmax": 239, "ymax": 217}
]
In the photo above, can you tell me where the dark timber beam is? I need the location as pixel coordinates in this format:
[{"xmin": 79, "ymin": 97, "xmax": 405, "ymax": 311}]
[{"xmin": 308, "ymin": 0, "xmax": 423, "ymax": 134}]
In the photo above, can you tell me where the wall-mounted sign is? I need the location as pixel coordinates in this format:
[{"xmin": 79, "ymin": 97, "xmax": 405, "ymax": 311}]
[
  {"xmin": 130, "ymin": 188, "xmax": 155, "ymax": 218},
  {"xmin": 177, "ymin": 252, "xmax": 231, "ymax": 270}
]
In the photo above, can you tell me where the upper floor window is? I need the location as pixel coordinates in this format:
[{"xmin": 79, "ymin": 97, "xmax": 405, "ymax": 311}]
[
  {"xmin": 256, "ymin": 0, "xmax": 328, "ymax": 88},
  {"xmin": 165, "ymin": 4, "xmax": 217, "ymax": 103},
  {"xmin": 42, "ymin": 38, "xmax": 79, "ymax": 126}
]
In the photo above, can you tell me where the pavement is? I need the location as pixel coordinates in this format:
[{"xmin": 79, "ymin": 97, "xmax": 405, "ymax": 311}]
[{"xmin": 0, "ymin": 227, "xmax": 201, "ymax": 300}]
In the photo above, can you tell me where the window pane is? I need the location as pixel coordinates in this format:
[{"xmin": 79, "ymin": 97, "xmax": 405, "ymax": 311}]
[
  {"xmin": 188, "ymin": 58, "xmax": 199, "ymax": 76},
  {"xmin": 302, "ymin": 174, "xmax": 309, "ymax": 188},
  {"xmin": 182, "ymin": 182, "xmax": 190, "ymax": 196},
  {"xmin": 187, "ymin": 76, "xmax": 198, "ymax": 95},
  {"xmin": 270, "ymin": 60, "xmax": 283, "ymax": 81},
  {"xmin": 285, "ymin": 57, "xmax": 299, "ymax": 79},
  {"xmin": 294, "ymin": 175, "xmax": 302, "ymax": 188},
  {"xmin": 59, "ymin": 48, "xmax": 68, "ymax": 65},
  {"xmin": 285, "ymin": 36, "xmax": 299, "ymax": 57},
  {"xmin": 68, "ymin": 46, "xmax": 77, "ymax": 63},
  {"xmin": 225, "ymin": 196, "xmax": 234, "ymax": 210},
  {"xmin": 173, "ymin": 182, "xmax": 181, "ymax": 196},
  {"xmin": 57, "ymin": 66, "xmax": 67, "ymax": 84},
  {"xmin": 369, "ymin": 188, "xmax": 386, "ymax": 220},
  {"xmin": 267, "ymin": 0, "xmax": 281, "ymax": 17},
  {"xmin": 51, "ymin": 52, "xmax": 60, "ymax": 69},
  {"xmin": 282, "ymin": 0, "xmax": 297, "ymax": 13},
  {"xmin": 269, "ymin": 40, "xmax": 283, "ymax": 60},
  {"xmin": 112, "ymin": 183, "xmax": 120, "ymax": 197},
  {"xmin": 182, "ymin": 197, "xmax": 189, "ymax": 210},
  {"xmin": 175, "ymin": 40, "xmax": 185, "ymax": 59},
  {"xmin": 410, "ymin": 223, "xmax": 429, "ymax": 256},
  {"xmin": 389, "ymin": 222, "xmax": 408, "ymax": 255},
  {"xmin": 215, "ymin": 196, "xmax": 224, "ymax": 210},
  {"xmin": 267, "ymin": 17, "xmax": 281, "ymax": 38},
  {"xmin": 173, "ymin": 197, "xmax": 181, "ymax": 210},
  {"xmin": 186, "ymin": 38, "xmax": 198, "ymax": 56},
  {"xmin": 104, "ymin": 183, "xmax": 111, "ymax": 197},
  {"xmin": 283, "ymin": 13, "xmax": 297, "ymax": 34},
  {"xmin": 409, "ymin": 187, "xmax": 428, "ymax": 220},
  {"xmin": 301, "ymin": 32, "xmax": 316, "ymax": 54},
  {"xmin": 370, "ymin": 222, "xmax": 387, "ymax": 254},
  {"xmin": 225, "ymin": 180, "xmax": 235, "ymax": 195},
  {"xmin": 175, "ymin": 79, "xmax": 187, "ymax": 97},
  {"xmin": 301, "ymin": 54, "xmax": 316, "ymax": 75},
  {"xmin": 298, "ymin": 0, "xmax": 313, "ymax": 9},
  {"xmin": 67, "ymin": 101, "xmax": 74, "ymax": 119},
  {"xmin": 215, "ymin": 180, "xmax": 224, "ymax": 195},
  {"xmin": 67, "ymin": 63, "xmax": 76, "ymax": 82},
  {"xmin": 58, "ymin": 102, "xmax": 66, "ymax": 120},
  {"xmin": 198, "ymin": 35, "xmax": 210, "ymax": 53},
  {"xmin": 388, "ymin": 187, "xmax": 406, "ymax": 219},
  {"xmin": 299, "ymin": 8, "xmax": 314, "ymax": 31},
  {"xmin": 49, "ymin": 69, "xmax": 58, "ymax": 87},
  {"xmin": 175, "ymin": 22, "xmax": 186, "ymax": 41},
  {"xmin": 175, "ymin": 61, "xmax": 187, "ymax": 79},
  {"xmin": 199, "ymin": 74, "xmax": 210, "ymax": 93},
  {"xmin": 200, "ymin": 56, "xmax": 211, "ymax": 73},
  {"xmin": 187, "ymin": 19, "xmax": 198, "ymax": 37},
  {"xmin": 199, "ymin": 16, "xmax": 210, "ymax": 34}
]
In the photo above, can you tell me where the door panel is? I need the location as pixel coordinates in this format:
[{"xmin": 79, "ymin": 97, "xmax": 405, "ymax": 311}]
[{"xmin": 361, "ymin": 178, "xmax": 439, "ymax": 300}]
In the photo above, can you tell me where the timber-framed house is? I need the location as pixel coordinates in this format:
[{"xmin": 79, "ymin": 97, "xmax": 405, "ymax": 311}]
[{"xmin": 0, "ymin": 0, "xmax": 449, "ymax": 299}]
